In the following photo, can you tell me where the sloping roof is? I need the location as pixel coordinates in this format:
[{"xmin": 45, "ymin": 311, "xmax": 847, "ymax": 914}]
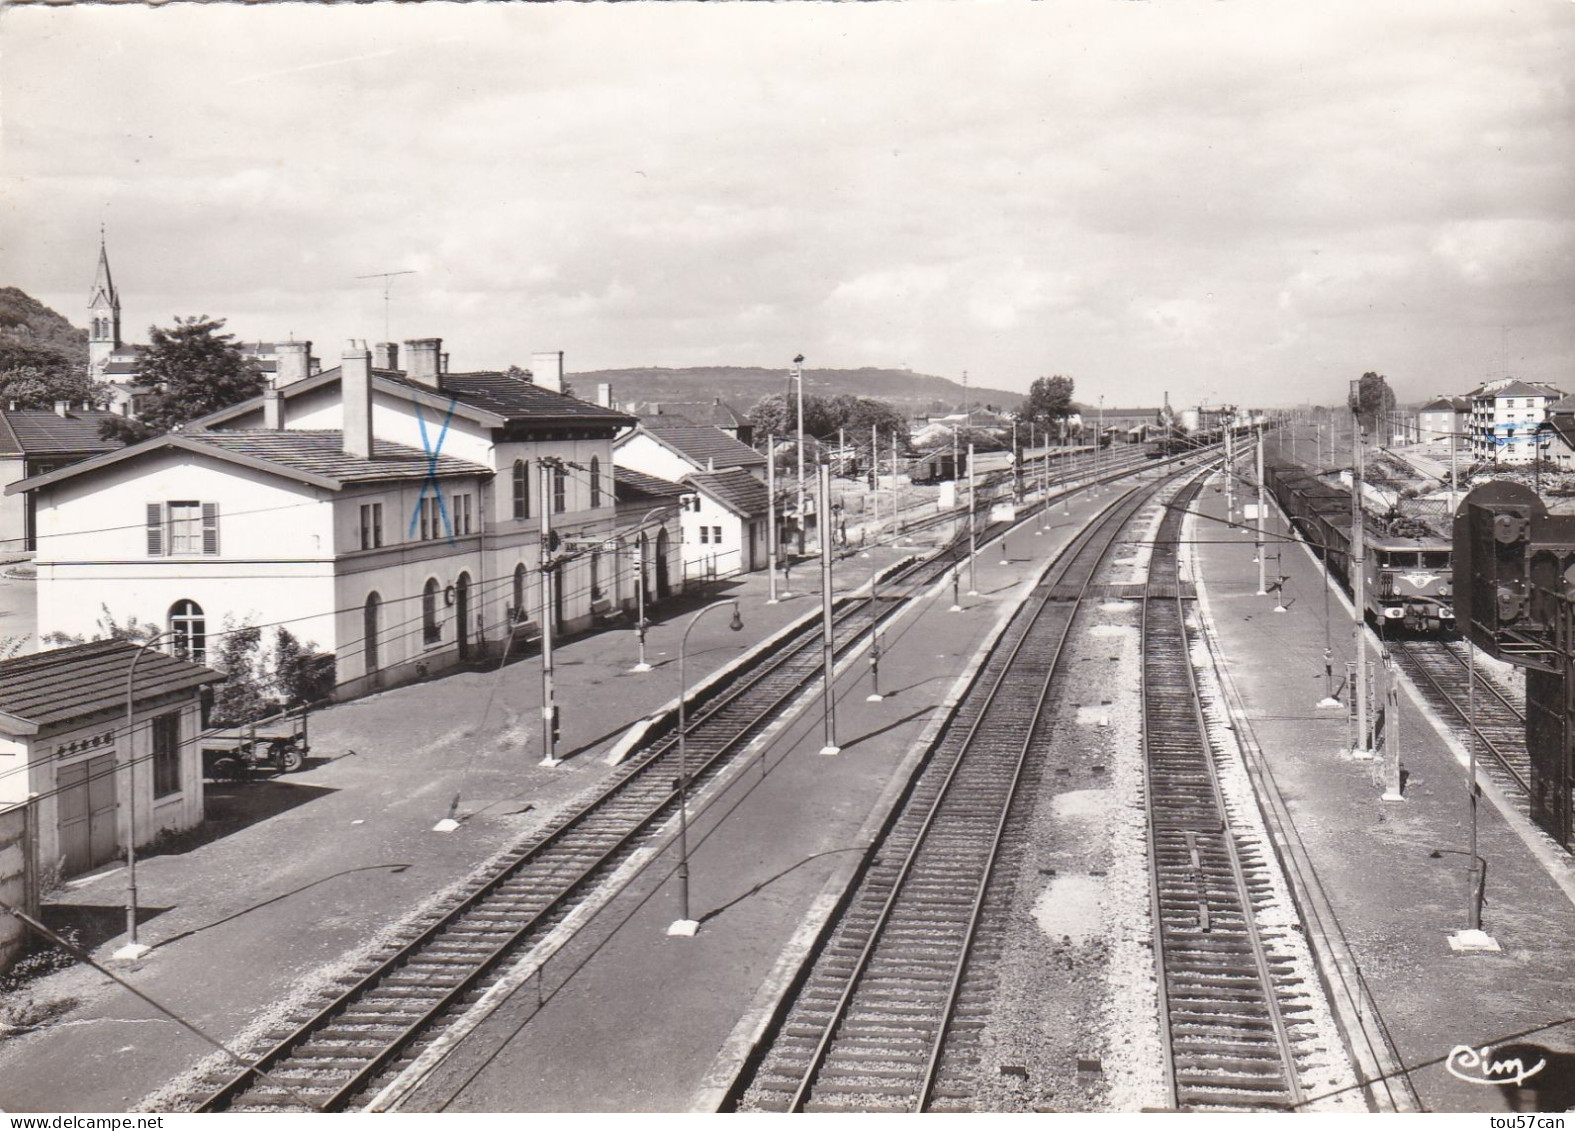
[
  {"xmin": 193, "ymin": 367, "xmax": 634, "ymax": 431},
  {"xmin": 626, "ymin": 422, "xmax": 766, "ymax": 471},
  {"xmin": 1418, "ymin": 396, "xmax": 1468, "ymax": 413},
  {"xmin": 0, "ymin": 408, "xmax": 123, "ymax": 457},
  {"xmin": 0, "ymin": 640, "xmax": 223, "ymax": 735},
  {"xmin": 1479, "ymin": 380, "xmax": 1565, "ymax": 400},
  {"xmin": 614, "ymin": 466, "xmax": 685, "ymax": 503},
  {"xmin": 643, "ymin": 400, "xmax": 748, "ymax": 430},
  {"xmin": 7, "ymin": 429, "xmax": 490, "ymax": 497},
  {"xmin": 684, "ymin": 467, "xmax": 770, "ymax": 519}
]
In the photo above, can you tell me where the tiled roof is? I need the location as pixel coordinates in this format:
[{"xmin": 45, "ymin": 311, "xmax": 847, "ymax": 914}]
[
  {"xmin": 194, "ymin": 367, "xmax": 634, "ymax": 430},
  {"xmin": 0, "ymin": 408, "xmax": 124, "ymax": 457},
  {"xmin": 1478, "ymin": 380, "xmax": 1565, "ymax": 400},
  {"xmin": 684, "ymin": 467, "xmax": 770, "ymax": 519},
  {"xmin": 614, "ymin": 466, "xmax": 685, "ymax": 502},
  {"xmin": 187, "ymin": 430, "xmax": 491, "ymax": 485},
  {"xmin": 633, "ymin": 423, "xmax": 766, "ymax": 470},
  {"xmin": 0, "ymin": 640, "xmax": 223, "ymax": 734},
  {"xmin": 7, "ymin": 429, "xmax": 490, "ymax": 497},
  {"xmin": 643, "ymin": 400, "xmax": 748, "ymax": 430}
]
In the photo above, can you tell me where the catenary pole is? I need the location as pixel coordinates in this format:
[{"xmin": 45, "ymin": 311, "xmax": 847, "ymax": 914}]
[
  {"xmin": 539, "ymin": 460, "xmax": 561, "ymax": 767},
  {"xmin": 818, "ymin": 462, "xmax": 840, "ymax": 755}
]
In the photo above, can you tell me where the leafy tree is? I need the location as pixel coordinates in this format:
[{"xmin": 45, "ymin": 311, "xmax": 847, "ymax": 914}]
[
  {"xmin": 99, "ymin": 416, "xmax": 156, "ymax": 444},
  {"xmin": 133, "ymin": 316, "xmax": 265, "ymax": 434},
  {"xmin": 272, "ymin": 628, "xmax": 336, "ymax": 706},
  {"xmin": 1019, "ymin": 375, "xmax": 1076, "ymax": 428},
  {"xmin": 1346, "ymin": 371, "xmax": 1396, "ymax": 437},
  {"xmin": 0, "ymin": 364, "xmax": 109, "ymax": 411},
  {"xmin": 210, "ymin": 620, "xmax": 270, "ymax": 725},
  {"xmin": 39, "ymin": 604, "xmax": 161, "ymax": 648}
]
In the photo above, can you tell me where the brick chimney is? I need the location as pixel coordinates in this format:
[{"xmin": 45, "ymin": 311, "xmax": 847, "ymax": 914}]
[
  {"xmin": 275, "ymin": 340, "xmax": 312, "ymax": 387},
  {"xmin": 373, "ymin": 342, "xmax": 399, "ymax": 371},
  {"xmin": 405, "ymin": 338, "xmax": 442, "ymax": 389},
  {"xmin": 263, "ymin": 387, "xmax": 285, "ymax": 430},
  {"xmin": 595, "ymin": 383, "xmax": 613, "ymax": 408},
  {"xmin": 342, "ymin": 340, "xmax": 374, "ymax": 459},
  {"xmin": 531, "ymin": 350, "xmax": 564, "ymax": 394}
]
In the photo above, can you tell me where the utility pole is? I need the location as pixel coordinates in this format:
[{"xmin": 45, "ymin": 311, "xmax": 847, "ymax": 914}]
[
  {"xmin": 767, "ymin": 433, "xmax": 779, "ymax": 604},
  {"xmin": 891, "ymin": 431, "xmax": 901, "ymax": 536},
  {"xmin": 1225, "ymin": 422, "xmax": 1236, "ymax": 522},
  {"xmin": 818, "ymin": 462, "xmax": 840, "ymax": 756},
  {"xmin": 1256, "ymin": 423, "xmax": 1268, "ymax": 595},
  {"xmin": 1350, "ymin": 387, "xmax": 1371, "ymax": 757},
  {"xmin": 870, "ymin": 423, "xmax": 880, "ymax": 535},
  {"xmin": 967, "ymin": 441, "xmax": 978, "ymax": 595},
  {"xmin": 794, "ymin": 354, "xmax": 806, "ymax": 555},
  {"xmin": 1449, "ymin": 425, "xmax": 1459, "ymax": 514},
  {"xmin": 538, "ymin": 459, "xmax": 562, "ymax": 767}
]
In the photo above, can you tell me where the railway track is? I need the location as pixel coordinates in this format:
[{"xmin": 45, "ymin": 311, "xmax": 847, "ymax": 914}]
[
  {"xmin": 1143, "ymin": 479, "xmax": 1311, "ymax": 1111},
  {"xmin": 188, "ymin": 472, "xmax": 1102, "ymax": 1112},
  {"xmin": 1387, "ymin": 639, "xmax": 1531, "ymax": 799},
  {"xmin": 733, "ymin": 475, "xmax": 1172, "ymax": 1113}
]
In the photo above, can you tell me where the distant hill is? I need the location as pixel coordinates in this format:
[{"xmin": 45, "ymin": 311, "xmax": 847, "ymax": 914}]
[
  {"xmin": 0, "ymin": 287, "xmax": 89, "ymax": 371},
  {"xmin": 566, "ymin": 365, "xmax": 1024, "ymax": 416}
]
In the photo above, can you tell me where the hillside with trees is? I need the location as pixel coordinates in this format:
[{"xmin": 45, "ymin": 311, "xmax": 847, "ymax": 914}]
[
  {"xmin": 566, "ymin": 365, "xmax": 1024, "ymax": 415},
  {"xmin": 0, "ymin": 287, "xmax": 102, "ymax": 409}
]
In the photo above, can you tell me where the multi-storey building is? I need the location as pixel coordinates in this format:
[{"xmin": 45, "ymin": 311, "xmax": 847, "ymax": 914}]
[{"xmin": 1467, "ymin": 379, "xmax": 1566, "ymax": 463}]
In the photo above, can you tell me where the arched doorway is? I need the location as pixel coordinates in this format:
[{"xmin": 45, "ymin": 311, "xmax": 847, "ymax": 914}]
[
  {"xmin": 364, "ymin": 592, "xmax": 381, "ymax": 675},
  {"xmin": 455, "ymin": 572, "xmax": 471, "ymax": 662},
  {"xmin": 654, "ymin": 528, "xmax": 671, "ymax": 599},
  {"xmin": 422, "ymin": 578, "xmax": 441, "ymax": 646},
  {"xmin": 512, "ymin": 563, "xmax": 528, "ymax": 623},
  {"xmin": 638, "ymin": 532, "xmax": 652, "ymax": 607},
  {"xmin": 552, "ymin": 562, "xmax": 566, "ymax": 634}
]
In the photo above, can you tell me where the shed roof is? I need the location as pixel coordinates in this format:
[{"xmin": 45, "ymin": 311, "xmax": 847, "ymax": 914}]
[
  {"xmin": 614, "ymin": 466, "xmax": 685, "ymax": 503},
  {"xmin": 0, "ymin": 640, "xmax": 223, "ymax": 734}
]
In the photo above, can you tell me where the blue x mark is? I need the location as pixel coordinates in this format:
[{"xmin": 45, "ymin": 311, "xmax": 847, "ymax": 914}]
[{"xmin": 408, "ymin": 394, "xmax": 461, "ymax": 545}]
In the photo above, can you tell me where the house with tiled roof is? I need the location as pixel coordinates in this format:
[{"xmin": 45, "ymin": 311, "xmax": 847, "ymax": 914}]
[
  {"xmin": 8, "ymin": 337, "xmax": 686, "ymax": 699},
  {"xmin": 639, "ymin": 399, "xmax": 753, "ymax": 446},
  {"xmin": 1466, "ymin": 379, "xmax": 1566, "ymax": 463},
  {"xmin": 677, "ymin": 467, "xmax": 770, "ymax": 580},
  {"xmin": 0, "ymin": 402, "xmax": 124, "ymax": 553},
  {"xmin": 613, "ymin": 419, "xmax": 767, "ymax": 488},
  {"xmin": 1416, "ymin": 395, "xmax": 1470, "ymax": 449},
  {"xmin": 0, "ymin": 640, "xmax": 223, "ymax": 878}
]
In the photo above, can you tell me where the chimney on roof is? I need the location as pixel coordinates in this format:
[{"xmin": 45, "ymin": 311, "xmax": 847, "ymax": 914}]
[
  {"xmin": 343, "ymin": 340, "xmax": 374, "ymax": 459},
  {"xmin": 263, "ymin": 387, "xmax": 285, "ymax": 430},
  {"xmin": 531, "ymin": 350, "xmax": 564, "ymax": 394},
  {"xmin": 373, "ymin": 342, "xmax": 399, "ymax": 371},
  {"xmin": 441, "ymin": 352, "xmax": 450, "ymax": 374},
  {"xmin": 405, "ymin": 338, "xmax": 443, "ymax": 389},
  {"xmin": 54, "ymin": 400, "xmax": 70, "ymax": 418},
  {"xmin": 276, "ymin": 340, "xmax": 312, "ymax": 387},
  {"xmin": 595, "ymin": 383, "xmax": 613, "ymax": 408}
]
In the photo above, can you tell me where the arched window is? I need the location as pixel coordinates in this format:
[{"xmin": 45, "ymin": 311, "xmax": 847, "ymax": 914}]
[
  {"xmin": 422, "ymin": 578, "xmax": 441, "ymax": 645},
  {"xmin": 589, "ymin": 456, "xmax": 603, "ymax": 508},
  {"xmin": 553, "ymin": 464, "xmax": 567, "ymax": 513},
  {"xmin": 364, "ymin": 592, "xmax": 382, "ymax": 672},
  {"xmin": 169, "ymin": 599, "xmax": 206, "ymax": 663},
  {"xmin": 512, "ymin": 459, "xmax": 529, "ymax": 520},
  {"xmin": 512, "ymin": 563, "xmax": 528, "ymax": 622}
]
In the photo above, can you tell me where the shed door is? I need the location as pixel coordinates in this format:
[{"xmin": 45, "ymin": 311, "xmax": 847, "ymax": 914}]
[{"xmin": 58, "ymin": 754, "xmax": 119, "ymax": 877}]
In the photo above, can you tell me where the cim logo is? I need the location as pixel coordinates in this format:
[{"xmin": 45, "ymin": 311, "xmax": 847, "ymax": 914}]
[
  {"xmin": 1400, "ymin": 572, "xmax": 1442, "ymax": 589},
  {"xmin": 1446, "ymin": 1044, "xmax": 1547, "ymax": 1087}
]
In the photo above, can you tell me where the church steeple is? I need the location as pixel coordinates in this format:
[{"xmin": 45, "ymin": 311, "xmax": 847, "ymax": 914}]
[{"xmin": 88, "ymin": 228, "xmax": 121, "ymax": 380}]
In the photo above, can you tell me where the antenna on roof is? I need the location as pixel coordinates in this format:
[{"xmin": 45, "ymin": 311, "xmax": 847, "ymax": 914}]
[{"xmin": 354, "ymin": 270, "xmax": 417, "ymax": 341}]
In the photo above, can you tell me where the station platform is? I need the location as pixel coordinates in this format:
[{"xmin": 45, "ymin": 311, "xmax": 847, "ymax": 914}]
[
  {"xmin": 1188, "ymin": 474, "xmax": 1575, "ymax": 1113},
  {"xmin": 0, "ymin": 480, "xmax": 1128, "ymax": 1113}
]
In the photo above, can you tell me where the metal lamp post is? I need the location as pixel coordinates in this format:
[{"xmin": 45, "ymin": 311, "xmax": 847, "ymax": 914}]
[
  {"xmin": 668, "ymin": 598, "xmax": 745, "ymax": 937},
  {"xmin": 793, "ymin": 355, "xmax": 807, "ymax": 555},
  {"xmin": 629, "ymin": 506, "xmax": 671, "ymax": 673},
  {"xmin": 117, "ymin": 629, "xmax": 180, "ymax": 961}
]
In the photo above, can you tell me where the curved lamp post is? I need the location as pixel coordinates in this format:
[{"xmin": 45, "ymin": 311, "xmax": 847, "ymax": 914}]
[
  {"xmin": 668, "ymin": 598, "xmax": 745, "ymax": 937},
  {"xmin": 627, "ymin": 506, "xmax": 673, "ymax": 673},
  {"xmin": 116, "ymin": 629, "xmax": 181, "ymax": 961}
]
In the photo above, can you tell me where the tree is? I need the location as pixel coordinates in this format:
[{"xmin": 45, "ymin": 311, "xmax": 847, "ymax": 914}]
[
  {"xmin": 0, "ymin": 364, "xmax": 108, "ymax": 411},
  {"xmin": 210, "ymin": 621, "xmax": 270, "ymax": 725},
  {"xmin": 133, "ymin": 316, "xmax": 265, "ymax": 434},
  {"xmin": 1020, "ymin": 375, "xmax": 1076, "ymax": 427},
  {"xmin": 272, "ymin": 628, "xmax": 336, "ymax": 706},
  {"xmin": 1347, "ymin": 371, "xmax": 1396, "ymax": 437}
]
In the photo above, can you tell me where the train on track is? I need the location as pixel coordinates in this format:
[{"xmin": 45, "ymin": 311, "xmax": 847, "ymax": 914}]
[{"xmin": 1264, "ymin": 461, "xmax": 1454, "ymax": 634}]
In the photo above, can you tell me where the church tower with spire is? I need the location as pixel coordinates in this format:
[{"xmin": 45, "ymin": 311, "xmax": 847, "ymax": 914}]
[{"xmin": 87, "ymin": 231, "xmax": 121, "ymax": 381}]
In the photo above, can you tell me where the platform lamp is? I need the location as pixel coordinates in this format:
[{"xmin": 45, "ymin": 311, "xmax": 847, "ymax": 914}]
[
  {"xmin": 630, "ymin": 506, "xmax": 673, "ymax": 673},
  {"xmin": 668, "ymin": 598, "xmax": 745, "ymax": 937},
  {"xmin": 116, "ymin": 629, "xmax": 181, "ymax": 961}
]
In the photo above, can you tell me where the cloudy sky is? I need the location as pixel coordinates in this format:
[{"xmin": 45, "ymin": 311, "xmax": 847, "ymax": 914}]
[{"xmin": 3, "ymin": 2, "xmax": 1572, "ymax": 407}]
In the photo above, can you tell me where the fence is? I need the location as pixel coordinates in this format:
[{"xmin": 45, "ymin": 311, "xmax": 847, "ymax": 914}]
[{"xmin": 0, "ymin": 800, "xmax": 37, "ymax": 975}]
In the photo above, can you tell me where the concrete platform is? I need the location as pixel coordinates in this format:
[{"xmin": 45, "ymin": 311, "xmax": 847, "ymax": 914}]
[
  {"xmin": 0, "ymin": 473, "xmax": 1145, "ymax": 1113},
  {"xmin": 1187, "ymin": 474, "xmax": 1575, "ymax": 1114}
]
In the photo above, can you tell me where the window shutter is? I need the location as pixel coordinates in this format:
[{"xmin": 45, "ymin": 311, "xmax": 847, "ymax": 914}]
[
  {"xmin": 146, "ymin": 503, "xmax": 163, "ymax": 556},
  {"xmin": 202, "ymin": 502, "xmax": 220, "ymax": 555}
]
